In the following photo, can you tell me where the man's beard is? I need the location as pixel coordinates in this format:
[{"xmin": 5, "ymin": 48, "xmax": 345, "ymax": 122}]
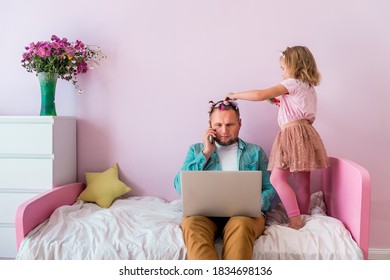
[{"xmin": 216, "ymin": 137, "xmax": 238, "ymax": 146}]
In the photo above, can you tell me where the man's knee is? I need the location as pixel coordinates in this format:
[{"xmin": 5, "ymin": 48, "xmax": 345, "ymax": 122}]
[
  {"xmin": 225, "ymin": 216, "xmax": 252, "ymax": 233},
  {"xmin": 181, "ymin": 216, "xmax": 217, "ymax": 239},
  {"xmin": 182, "ymin": 216, "xmax": 208, "ymax": 230},
  {"xmin": 225, "ymin": 216, "xmax": 265, "ymax": 237}
]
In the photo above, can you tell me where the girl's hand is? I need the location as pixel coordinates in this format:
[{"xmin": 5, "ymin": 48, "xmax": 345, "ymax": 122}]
[{"xmin": 226, "ymin": 92, "xmax": 237, "ymax": 100}]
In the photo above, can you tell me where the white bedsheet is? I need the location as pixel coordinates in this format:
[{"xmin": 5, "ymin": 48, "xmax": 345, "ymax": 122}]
[{"xmin": 16, "ymin": 194, "xmax": 363, "ymax": 260}]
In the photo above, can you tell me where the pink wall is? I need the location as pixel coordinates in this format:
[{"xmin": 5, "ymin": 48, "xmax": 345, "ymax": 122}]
[{"xmin": 1, "ymin": 1, "xmax": 389, "ymax": 250}]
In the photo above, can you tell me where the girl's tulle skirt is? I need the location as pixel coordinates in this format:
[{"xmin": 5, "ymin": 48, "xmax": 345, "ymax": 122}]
[{"xmin": 268, "ymin": 119, "xmax": 330, "ymax": 172}]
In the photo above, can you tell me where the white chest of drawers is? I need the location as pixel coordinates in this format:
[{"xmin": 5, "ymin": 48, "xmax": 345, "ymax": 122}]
[{"xmin": 0, "ymin": 116, "xmax": 76, "ymax": 258}]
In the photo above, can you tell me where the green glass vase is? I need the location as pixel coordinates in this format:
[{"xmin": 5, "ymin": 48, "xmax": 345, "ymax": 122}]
[{"xmin": 38, "ymin": 72, "xmax": 58, "ymax": 116}]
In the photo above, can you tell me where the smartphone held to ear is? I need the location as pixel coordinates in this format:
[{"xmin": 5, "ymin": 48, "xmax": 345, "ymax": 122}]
[{"xmin": 208, "ymin": 135, "xmax": 215, "ymax": 144}]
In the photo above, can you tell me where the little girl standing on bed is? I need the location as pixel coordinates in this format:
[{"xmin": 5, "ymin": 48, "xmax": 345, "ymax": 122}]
[{"xmin": 226, "ymin": 46, "xmax": 329, "ymax": 230}]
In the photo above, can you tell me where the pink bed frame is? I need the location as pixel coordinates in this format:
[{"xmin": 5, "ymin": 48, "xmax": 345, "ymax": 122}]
[{"xmin": 15, "ymin": 157, "xmax": 371, "ymax": 259}]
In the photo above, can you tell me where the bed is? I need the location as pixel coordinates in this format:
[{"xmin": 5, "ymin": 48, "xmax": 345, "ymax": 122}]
[{"xmin": 15, "ymin": 157, "xmax": 371, "ymax": 260}]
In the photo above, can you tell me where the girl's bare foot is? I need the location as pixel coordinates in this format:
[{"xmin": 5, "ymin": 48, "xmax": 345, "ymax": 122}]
[{"xmin": 288, "ymin": 215, "xmax": 304, "ymax": 230}]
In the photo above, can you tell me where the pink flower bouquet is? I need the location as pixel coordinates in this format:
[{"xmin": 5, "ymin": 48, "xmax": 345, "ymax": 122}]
[{"xmin": 21, "ymin": 35, "xmax": 106, "ymax": 93}]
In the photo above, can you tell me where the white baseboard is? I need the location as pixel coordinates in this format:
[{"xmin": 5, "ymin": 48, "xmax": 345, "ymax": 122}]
[{"xmin": 368, "ymin": 249, "xmax": 390, "ymax": 260}]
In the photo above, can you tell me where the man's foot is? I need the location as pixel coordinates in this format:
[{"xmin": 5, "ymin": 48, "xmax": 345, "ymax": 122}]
[{"xmin": 288, "ymin": 215, "xmax": 304, "ymax": 230}]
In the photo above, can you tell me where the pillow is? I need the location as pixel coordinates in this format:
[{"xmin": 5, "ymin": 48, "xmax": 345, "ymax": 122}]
[
  {"xmin": 308, "ymin": 190, "xmax": 326, "ymax": 215},
  {"xmin": 78, "ymin": 163, "xmax": 131, "ymax": 208},
  {"xmin": 265, "ymin": 191, "xmax": 327, "ymax": 225}
]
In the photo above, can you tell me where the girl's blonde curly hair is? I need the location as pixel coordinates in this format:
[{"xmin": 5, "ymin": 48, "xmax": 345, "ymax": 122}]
[{"xmin": 281, "ymin": 46, "xmax": 320, "ymax": 86}]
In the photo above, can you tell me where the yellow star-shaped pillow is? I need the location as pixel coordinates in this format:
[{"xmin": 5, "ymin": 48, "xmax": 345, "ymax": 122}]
[{"xmin": 78, "ymin": 163, "xmax": 131, "ymax": 208}]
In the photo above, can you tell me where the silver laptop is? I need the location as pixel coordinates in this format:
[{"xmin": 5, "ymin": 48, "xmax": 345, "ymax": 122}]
[{"xmin": 180, "ymin": 171, "xmax": 262, "ymax": 217}]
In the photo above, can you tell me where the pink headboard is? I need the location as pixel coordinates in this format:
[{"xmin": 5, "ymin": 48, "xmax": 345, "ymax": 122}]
[{"xmin": 321, "ymin": 157, "xmax": 371, "ymax": 259}]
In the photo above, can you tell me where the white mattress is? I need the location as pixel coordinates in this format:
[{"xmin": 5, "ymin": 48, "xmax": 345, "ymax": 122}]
[{"xmin": 16, "ymin": 192, "xmax": 363, "ymax": 260}]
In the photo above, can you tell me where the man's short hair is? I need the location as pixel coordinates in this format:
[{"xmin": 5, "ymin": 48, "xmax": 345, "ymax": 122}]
[{"xmin": 208, "ymin": 99, "xmax": 240, "ymax": 119}]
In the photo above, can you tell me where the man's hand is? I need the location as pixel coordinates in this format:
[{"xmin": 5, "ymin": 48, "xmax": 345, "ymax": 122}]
[{"xmin": 202, "ymin": 127, "xmax": 216, "ymax": 160}]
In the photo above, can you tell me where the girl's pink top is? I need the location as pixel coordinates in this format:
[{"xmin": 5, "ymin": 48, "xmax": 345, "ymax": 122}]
[{"xmin": 278, "ymin": 78, "xmax": 317, "ymax": 127}]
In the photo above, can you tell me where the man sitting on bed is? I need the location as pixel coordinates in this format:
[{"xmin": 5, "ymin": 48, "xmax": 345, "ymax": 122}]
[{"xmin": 173, "ymin": 98, "xmax": 278, "ymax": 260}]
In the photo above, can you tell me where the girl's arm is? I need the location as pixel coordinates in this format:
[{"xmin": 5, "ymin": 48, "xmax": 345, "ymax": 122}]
[{"xmin": 227, "ymin": 84, "xmax": 288, "ymax": 101}]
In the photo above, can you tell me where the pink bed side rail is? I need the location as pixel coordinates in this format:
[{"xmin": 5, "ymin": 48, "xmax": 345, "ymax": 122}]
[
  {"xmin": 15, "ymin": 182, "xmax": 85, "ymax": 251},
  {"xmin": 322, "ymin": 157, "xmax": 371, "ymax": 260}
]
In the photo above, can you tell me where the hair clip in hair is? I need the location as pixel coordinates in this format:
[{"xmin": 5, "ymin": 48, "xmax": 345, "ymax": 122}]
[
  {"xmin": 208, "ymin": 99, "xmax": 239, "ymax": 114},
  {"xmin": 208, "ymin": 100, "xmax": 215, "ymax": 114}
]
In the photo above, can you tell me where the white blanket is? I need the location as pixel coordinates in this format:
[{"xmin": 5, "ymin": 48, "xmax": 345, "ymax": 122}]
[{"xmin": 16, "ymin": 193, "xmax": 363, "ymax": 260}]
